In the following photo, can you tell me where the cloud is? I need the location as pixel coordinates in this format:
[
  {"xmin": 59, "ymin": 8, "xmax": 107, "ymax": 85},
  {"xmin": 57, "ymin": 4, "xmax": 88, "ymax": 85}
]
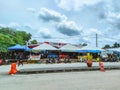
[
  {"xmin": 37, "ymin": 28, "xmax": 52, "ymax": 39},
  {"xmin": 38, "ymin": 7, "xmax": 67, "ymax": 22},
  {"xmin": 8, "ymin": 22, "xmax": 21, "ymax": 29},
  {"xmin": 0, "ymin": 22, "xmax": 21, "ymax": 29},
  {"xmin": 40, "ymin": 32, "xmax": 52, "ymax": 39},
  {"xmin": 100, "ymin": 37, "xmax": 118, "ymax": 44},
  {"xmin": 79, "ymin": 28, "xmax": 104, "ymax": 46},
  {"xmin": 55, "ymin": 0, "xmax": 74, "ymax": 11},
  {"xmin": 84, "ymin": 0, "xmax": 120, "ymax": 45},
  {"xmin": 26, "ymin": 8, "xmax": 36, "ymax": 13},
  {"xmin": 0, "ymin": 22, "xmax": 35, "ymax": 34},
  {"xmin": 95, "ymin": 2, "xmax": 109, "ymax": 19},
  {"xmin": 37, "ymin": 8, "xmax": 82, "ymax": 36},
  {"xmin": 56, "ymin": 20, "xmax": 82, "ymax": 36},
  {"xmin": 106, "ymin": 13, "xmax": 120, "ymax": 29},
  {"xmin": 24, "ymin": 24, "xmax": 33, "ymax": 30},
  {"xmin": 0, "ymin": 24, "xmax": 7, "ymax": 28},
  {"xmin": 82, "ymin": 28, "xmax": 102, "ymax": 36},
  {"xmin": 56, "ymin": 0, "xmax": 102, "ymax": 11},
  {"xmin": 95, "ymin": 0, "xmax": 120, "ymax": 30},
  {"xmin": 25, "ymin": 6, "xmax": 119, "ymax": 46}
]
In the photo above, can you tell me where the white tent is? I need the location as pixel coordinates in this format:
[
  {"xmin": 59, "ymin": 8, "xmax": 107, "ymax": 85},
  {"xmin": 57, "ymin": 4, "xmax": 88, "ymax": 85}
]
[
  {"xmin": 32, "ymin": 43, "xmax": 58, "ymax": 51},
  {"xmin": 107, "ymin": 48, "xmax": 120, "ymax": 52},
  {"xmin": 59, "ymin": 44, "xmax": 80, "ymax": 52}
]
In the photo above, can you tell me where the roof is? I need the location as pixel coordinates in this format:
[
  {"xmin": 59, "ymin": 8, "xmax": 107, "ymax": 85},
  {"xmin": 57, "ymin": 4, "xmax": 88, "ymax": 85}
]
[
  {"xmin": 59, "ymin": 44, "xmax": 80, "ymax": 52},
  {"xmin": 32, "ymin": 43, "xmax": 58, "ymax": 50}
]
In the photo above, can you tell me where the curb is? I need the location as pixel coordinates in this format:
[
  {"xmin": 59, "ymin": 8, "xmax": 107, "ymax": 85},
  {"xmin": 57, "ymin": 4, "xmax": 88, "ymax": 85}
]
[{"xmin": 17, "ymin": 66, "xmax": 120, "ymax": 74}]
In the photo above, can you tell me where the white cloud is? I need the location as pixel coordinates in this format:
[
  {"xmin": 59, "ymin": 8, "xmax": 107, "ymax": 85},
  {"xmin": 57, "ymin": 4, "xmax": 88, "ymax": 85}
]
[
  {"xmin": 86, "ymin": 0, "xmax": 120, "ymax": 46},
  {"xmin": 85, "ymin": 28, "xmax": 102, "ymax": 35},
  {"xmin": 0, "ymin": 22, "xmax": 35, "ymax": 34},
  {"xmin": 24, "ymin": 24, "xmax": 33, "ymax": 30},
  {"xmin": 96, "ymin": 0, "xmax": 120, "ymax": 30},
  {"xmin": 79, "ymin": 28, "xmax": 105, "ymax": 47},
  {"xmin": 0, "ymin": 24, "xmax": 7, "ymax": 28},
  {"xmin": 38, "ymin": 7, "xmax": 67, "ymax": 22},
  {"xmin": 56, "ymin": 0, "xmax": 102, "ymax": 11},
  {"xmin": 0, "ymin": 22, "xmax": 21, "ymax": 29},
  {"xmin": 56, "ymin": 0, "xmax": 74, "ymax": 11},
  {"xmin": 106, "ymin": 12, "xmax": 120, "ymax": 29},
  {"xmin": 37, "ymin": 28, "xmax": 52, "ymax": 39},
  {"xmin": 26, "ymin": 8, "xmax": 36, "ymax": 13},
  {"xmin": 82, "ymin": 37, "xmax": 90, "ymax": 42},
  {"xmin": 8, "ymin": 22, "xmax": 21, "ymax": 29},
  {"xmin": 101, "ymin": 38, "xmax": 118, "ymax": 43},
  {"xmin": 56, "ymin": 20, "xmax": 82, "ymax": 36},
  {"xmin": 82, "ymin": 28, "xmax": 102, "ymax": 38},
  {"xmin": 37, "ymin": 8, "xmax": 82, "ymax": 36}
]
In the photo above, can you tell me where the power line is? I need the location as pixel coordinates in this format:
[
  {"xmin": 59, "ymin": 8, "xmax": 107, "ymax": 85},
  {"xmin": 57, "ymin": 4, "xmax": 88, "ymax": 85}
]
[{"xmin": 32, "ymin": 34, "xmax": 120, "ymax": 45}]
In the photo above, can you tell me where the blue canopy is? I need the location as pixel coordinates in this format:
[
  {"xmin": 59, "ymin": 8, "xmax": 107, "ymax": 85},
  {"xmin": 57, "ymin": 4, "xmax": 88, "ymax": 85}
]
[
  {"xmin": 8, "ymin": 44, "xmax": 24, "ymax": 50},
  {"xmin": 87, "ymin": 50, "xmax": 101, "ymax": 53},
  {"xmin": 47, "ymin": 54, "xmax": 58, "ymax": 58},
  {"xmin": 77, "ymin": 50, "xmax": 101, "ymax": 53},
  {"xmin": 76, "ymin": 50, "xmax": 88, "ymax": 53},
  {"xmin": 8, "ymin": 44, "xmax": 32, "ymax": 51},
  {"xmin": 22, "ymin": 46, "xmax": 32, "ymax": 51},
  {"xmin": 76, "ymin": 46, "xmax": 103, "ymax": 53}
]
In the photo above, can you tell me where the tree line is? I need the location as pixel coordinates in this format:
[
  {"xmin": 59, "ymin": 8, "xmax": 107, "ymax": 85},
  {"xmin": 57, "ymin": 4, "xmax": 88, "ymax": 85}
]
[
  {"xmin": 103, "ymin": 42, "xmax": 120, "ymax": 49},
  {"xmin": 0, "ymin": 27, "xmax": 33, "ymax": 52}
]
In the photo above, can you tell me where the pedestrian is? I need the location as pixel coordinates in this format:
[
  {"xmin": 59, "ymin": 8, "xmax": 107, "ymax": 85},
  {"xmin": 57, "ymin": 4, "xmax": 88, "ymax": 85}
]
[
  {"xmin": 18, "ymin": 53, "xmax": 23, "ymax": 66},
  {"xmin": 67, "ymin": 56, "xmax": 71, "ymax": 63}
]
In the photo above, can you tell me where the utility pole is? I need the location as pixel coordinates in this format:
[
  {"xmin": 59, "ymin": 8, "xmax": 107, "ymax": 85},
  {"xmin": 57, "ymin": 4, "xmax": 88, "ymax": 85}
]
[{"xmin": 96, "ymin": 33, "xmax": 98, "ymax": 47}]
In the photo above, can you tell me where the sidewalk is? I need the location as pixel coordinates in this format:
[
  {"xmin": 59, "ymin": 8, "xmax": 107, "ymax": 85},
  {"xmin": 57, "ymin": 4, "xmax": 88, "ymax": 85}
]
[{"xmin": 1, "ymin": 62, "xmax": 120, "ymax": 74}]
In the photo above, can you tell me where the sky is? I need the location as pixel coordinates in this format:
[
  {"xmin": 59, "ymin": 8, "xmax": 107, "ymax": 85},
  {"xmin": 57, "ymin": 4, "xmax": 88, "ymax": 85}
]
[{"xmin": 0, "ymin": 0, "xmax": 120, "ymax": 48}]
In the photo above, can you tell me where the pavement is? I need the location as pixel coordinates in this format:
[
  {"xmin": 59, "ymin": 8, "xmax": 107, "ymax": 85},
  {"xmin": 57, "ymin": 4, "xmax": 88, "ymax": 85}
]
[
  {"xmin": 1, "ymin": 62, "xmax": 120, "ymax": 74},
  {"xmin": 1, "ymin": 62, "xmax": 120, "ymax": 90}
]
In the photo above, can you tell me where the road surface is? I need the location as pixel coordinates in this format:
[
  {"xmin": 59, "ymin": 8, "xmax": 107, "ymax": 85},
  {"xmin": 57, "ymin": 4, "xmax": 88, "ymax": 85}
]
[{"xmin": 0, "ymin": 70, "xmax": 120, "ymax": 90}]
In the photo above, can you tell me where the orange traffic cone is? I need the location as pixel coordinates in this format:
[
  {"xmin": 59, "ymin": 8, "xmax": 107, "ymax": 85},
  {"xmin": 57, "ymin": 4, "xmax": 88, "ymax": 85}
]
[
  {"xmin": 9, "ymin": 63, "xmax": 17, "ymax": 75},
  {"xmin": 100, "ymin": 66, "xmax": 105, "ymax": 72},
  {"xmin": 99, "ymin": 62, "xmax": 105, "ymax": 72},
  {"xmin": 0, "ymin": 60, "xmax": 3, "ymax": 65}
]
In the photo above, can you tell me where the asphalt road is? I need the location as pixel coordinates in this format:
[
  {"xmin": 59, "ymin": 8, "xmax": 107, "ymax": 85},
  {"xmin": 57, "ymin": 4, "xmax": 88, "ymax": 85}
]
[{"xmin": 0, "ymin": 70, "xmax": 120, "ymax": 90}]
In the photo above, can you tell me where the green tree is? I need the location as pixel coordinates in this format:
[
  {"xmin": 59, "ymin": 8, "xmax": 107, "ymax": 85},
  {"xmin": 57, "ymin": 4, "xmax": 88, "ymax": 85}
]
[
  {"xmin": 82, "ymin": 43, "xmax": 87, "ymax": 46},
  {"xmin": 30, "ymin": 40, "xmax": 38, "ymax": 44},
  {"xmin": 0, "ymin": 27, "xmax": 32, "ymax": 52},
  {"xmin": 0, "ymin": 27, "xmax": 15, "ymax": 35},
  {"xmin": 15, "ymin": 31, "xmax": 31, "ymax": 45},
  {"xmin": 112, "ymin": 42, "xmax": 120, "ymax": 48},
  {"xmin": 0, "ymin": 33, "xmax": 15, "ymax": 52},
  {"xmin": 103, "ymin": 44, "xmax": 111, "ymax": 49}
]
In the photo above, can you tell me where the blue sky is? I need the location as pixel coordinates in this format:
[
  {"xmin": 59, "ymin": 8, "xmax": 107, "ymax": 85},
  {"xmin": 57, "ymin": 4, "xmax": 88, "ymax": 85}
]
[{"xmin": 0, "ymin": 0, "xmax": 120, "ymax": 48}]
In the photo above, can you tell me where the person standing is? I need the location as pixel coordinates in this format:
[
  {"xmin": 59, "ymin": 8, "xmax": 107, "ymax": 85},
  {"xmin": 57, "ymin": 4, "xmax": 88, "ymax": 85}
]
[{"xmin": 18, "ymin": 53, "xmax": 23, "ymax": 66}]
